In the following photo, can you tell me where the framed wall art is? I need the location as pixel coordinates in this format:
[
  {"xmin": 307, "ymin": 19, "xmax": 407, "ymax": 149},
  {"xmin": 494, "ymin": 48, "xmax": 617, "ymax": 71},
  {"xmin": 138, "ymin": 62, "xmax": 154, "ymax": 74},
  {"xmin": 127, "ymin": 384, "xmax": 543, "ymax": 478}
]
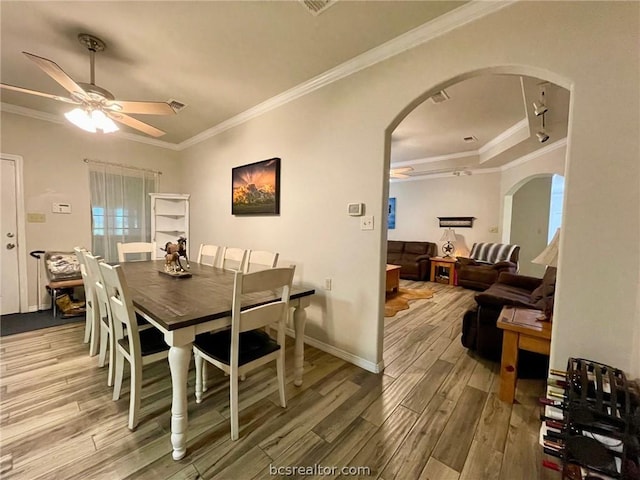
[
  {"xmin": 232, "ymin": 157, "xmax": 281, "ymax": 215},
  {"xmin": 388, "ymin": 197, "xmax": 396, "ymax": 229}
]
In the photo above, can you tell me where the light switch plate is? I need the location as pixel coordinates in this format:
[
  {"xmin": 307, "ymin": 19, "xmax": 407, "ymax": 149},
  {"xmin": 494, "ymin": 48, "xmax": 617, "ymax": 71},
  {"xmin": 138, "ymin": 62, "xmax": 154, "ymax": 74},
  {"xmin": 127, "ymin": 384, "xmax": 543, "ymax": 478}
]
[{"xmin": 360, "ymin": 215, "xmax": 374, "ymax": 230}]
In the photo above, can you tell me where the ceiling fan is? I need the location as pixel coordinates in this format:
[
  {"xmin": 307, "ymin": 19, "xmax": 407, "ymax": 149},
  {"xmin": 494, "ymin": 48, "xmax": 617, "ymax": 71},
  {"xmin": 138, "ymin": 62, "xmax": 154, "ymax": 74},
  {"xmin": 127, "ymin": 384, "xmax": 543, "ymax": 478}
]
[
  {"xmin": 389, "ymin": 167, "xmax": 413, "ymax": 179},
  {"xmin": 0, "ymin": 33, "xmax": 176, "ymax": 137}
]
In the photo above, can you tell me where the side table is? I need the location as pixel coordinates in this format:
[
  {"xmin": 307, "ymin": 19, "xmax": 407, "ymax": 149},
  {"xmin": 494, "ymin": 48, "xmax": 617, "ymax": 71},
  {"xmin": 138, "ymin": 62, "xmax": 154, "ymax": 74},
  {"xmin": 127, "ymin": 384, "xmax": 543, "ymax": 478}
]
[
  {"xmin": 496, "ymin": 306, "xmax": 552, "ymax": 403},
  {"xmin": 430, "ymin": 256, "xmax": 457, "ymax": 285},
  {"xmin": 386, "ymin": 264, "xmax": 401, "ymax": 293}
]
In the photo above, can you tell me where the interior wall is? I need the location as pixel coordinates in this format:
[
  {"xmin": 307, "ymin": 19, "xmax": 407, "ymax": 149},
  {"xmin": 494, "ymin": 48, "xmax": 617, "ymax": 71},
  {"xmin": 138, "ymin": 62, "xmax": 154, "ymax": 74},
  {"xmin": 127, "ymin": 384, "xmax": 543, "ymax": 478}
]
[
  {"xmin": 388, "ymin": 172, "xmax": 501, "ymax": 257},
  {"xmin": 179, "ymin": 1, "xmax": 639, "ymax": 376},
  {"xmin": 510, "ymin": 177, "xmax": 551, "ymax": 277},
  {"xmin": 0, "ymin": 113, "xmax": 181, "ymax": 309}
]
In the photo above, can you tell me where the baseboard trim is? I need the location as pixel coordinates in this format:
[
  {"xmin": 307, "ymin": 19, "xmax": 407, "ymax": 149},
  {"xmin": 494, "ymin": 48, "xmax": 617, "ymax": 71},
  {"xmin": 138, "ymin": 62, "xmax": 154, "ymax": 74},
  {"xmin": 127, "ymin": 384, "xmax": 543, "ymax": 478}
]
[
  {"xmin": 286, "ymin": 327, "xmax": 384, "ymax": 374},
  {"xmin": 27, "ymin": 303, "xmax": 51, "ymax": 313}
]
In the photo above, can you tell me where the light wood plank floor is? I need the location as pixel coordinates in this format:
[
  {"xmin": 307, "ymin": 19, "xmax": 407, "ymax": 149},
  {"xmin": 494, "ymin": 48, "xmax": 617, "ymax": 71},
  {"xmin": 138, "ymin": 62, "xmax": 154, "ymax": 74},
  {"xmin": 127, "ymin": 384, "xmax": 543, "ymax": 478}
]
[{"xmin": 0, "ymin": 280, "xmax": 554, "ymax": 479}]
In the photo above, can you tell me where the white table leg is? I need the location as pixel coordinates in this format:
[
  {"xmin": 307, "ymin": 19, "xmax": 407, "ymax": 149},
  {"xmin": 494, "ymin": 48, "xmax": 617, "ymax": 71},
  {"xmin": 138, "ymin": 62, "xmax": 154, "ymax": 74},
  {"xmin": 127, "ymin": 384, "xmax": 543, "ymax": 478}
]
[
  {"xmin": 292, "ymin": 299, "xmax": 309, "ymax": 387},
  {"xmin": 168, "ymin": 344, "xmax": 191, "ymax": 460}
]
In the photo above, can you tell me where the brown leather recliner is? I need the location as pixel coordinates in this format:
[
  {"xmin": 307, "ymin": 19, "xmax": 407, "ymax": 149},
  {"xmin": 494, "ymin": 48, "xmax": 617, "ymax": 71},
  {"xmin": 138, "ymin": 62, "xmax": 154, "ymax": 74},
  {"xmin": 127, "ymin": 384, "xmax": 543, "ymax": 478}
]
[
  {"xmin": 387, "ymin": 240, "xmax": 438, "ymax": 280},
  {"xmin": 455, "ymin": 242, "xmax": 520, "ymax": 290}
]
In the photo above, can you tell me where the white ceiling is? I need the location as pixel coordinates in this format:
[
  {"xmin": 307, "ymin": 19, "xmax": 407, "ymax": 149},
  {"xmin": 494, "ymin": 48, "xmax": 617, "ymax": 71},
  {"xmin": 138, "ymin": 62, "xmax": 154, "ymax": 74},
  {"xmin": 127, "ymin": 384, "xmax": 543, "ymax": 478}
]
[{"xmin": 0, "ymin": 1, "xmax": 569, "ymax": 175}]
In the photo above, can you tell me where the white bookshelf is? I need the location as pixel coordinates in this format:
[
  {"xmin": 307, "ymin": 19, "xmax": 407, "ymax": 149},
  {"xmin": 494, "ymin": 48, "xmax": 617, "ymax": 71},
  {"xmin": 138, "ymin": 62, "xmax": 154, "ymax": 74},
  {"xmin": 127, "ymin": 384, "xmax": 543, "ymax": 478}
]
[{"xmin": 150, "ymin": 193, "xmax": 190, "ymax": 259}]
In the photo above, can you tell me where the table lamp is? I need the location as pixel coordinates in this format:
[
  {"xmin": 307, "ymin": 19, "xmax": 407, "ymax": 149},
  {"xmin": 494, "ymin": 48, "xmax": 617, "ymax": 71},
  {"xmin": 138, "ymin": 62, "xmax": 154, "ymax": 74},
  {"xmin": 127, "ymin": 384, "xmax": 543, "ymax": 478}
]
[
  {"xmin": 439, "ymin": 228, "xmax": 457, "ymax": 257},
  {"xmin": 531, "ymin": 228, "xmax": 560, "ymax": 321}
]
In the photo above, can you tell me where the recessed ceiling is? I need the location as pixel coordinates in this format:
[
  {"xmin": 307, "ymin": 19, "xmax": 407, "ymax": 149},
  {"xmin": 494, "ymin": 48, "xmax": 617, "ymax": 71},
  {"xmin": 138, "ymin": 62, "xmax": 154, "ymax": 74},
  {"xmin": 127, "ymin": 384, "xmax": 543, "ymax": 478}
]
[{"xmin": 390, "ymin": 74, "xmax": 570, "ymax": 178}]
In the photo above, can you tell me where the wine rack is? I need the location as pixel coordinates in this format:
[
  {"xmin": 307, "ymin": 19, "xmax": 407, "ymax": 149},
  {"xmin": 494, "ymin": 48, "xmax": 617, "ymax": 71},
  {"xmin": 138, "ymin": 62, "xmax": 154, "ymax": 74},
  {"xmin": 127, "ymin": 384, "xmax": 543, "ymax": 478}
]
[{"xmin": 541, "ymin": 358, "xmax": 640, "ymax": 480}]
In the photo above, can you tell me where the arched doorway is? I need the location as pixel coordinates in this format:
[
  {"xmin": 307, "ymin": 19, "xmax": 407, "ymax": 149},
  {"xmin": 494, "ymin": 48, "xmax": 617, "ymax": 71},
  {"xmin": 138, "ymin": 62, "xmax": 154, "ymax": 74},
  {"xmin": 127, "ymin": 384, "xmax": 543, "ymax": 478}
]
[{"xmin": 378, "ymin": 67, "xmax": 571, "ymax": 367}]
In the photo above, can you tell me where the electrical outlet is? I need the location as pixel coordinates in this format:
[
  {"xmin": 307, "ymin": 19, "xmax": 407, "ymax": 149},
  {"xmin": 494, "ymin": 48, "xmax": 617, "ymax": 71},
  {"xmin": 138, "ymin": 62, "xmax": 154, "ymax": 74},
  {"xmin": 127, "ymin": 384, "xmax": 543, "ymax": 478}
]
[
  {"xmin": 324, "ymin": 278, "xmax": 332, "ymax": 291},
  {"xmin": 360, "ymin": 215, "xmax": 374, "ymax": 230}
]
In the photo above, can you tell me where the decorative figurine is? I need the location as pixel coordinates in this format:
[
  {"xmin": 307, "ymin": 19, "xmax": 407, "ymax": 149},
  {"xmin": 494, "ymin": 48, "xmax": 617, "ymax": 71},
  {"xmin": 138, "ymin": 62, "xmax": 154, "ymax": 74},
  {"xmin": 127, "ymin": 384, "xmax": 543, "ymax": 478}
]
[{"xmin": 162, "ymin": 236, "xmax": 190, "ymax": 274}]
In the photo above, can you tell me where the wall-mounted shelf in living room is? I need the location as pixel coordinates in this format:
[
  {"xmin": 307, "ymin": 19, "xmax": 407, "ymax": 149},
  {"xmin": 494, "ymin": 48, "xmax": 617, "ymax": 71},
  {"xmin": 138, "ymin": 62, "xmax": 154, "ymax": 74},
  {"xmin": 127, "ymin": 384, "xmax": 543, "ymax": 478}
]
[{"xmin": 438, "ymin": 216, "xmax": 475, "ymax": 228}]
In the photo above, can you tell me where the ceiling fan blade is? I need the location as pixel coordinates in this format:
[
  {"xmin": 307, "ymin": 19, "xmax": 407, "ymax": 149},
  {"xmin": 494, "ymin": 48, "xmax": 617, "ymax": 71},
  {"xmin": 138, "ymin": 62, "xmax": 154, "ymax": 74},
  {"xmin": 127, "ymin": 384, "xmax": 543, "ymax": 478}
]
[
  {"xmin": 106, "ymin": 100, "xmax": 176, "ymax": 116},
  {"xmin": 391, "ymin": 173, "xmax": 410, "ymax": 179},
  {"xmin": 23, "ymin": 52, "xmax": 87, "ymax": 98},
  {"xmin": 107, "ymin": 112, "xmax": 166, "ymax": 137},
  {"xmin": 0, "ymin": 83, "xmax": 80, "ymax": 104}
]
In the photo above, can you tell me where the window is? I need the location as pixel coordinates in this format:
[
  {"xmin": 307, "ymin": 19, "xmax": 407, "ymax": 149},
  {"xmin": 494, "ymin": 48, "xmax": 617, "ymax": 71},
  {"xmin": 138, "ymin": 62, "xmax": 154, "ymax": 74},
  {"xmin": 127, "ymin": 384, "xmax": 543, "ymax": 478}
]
[
  {"xmin": 548, "ymin": 174, "xmax": 564, "ymax": 242},
  {"xmin": 89, "ymin": 165, "xmax": 158, "ymax": 262}
]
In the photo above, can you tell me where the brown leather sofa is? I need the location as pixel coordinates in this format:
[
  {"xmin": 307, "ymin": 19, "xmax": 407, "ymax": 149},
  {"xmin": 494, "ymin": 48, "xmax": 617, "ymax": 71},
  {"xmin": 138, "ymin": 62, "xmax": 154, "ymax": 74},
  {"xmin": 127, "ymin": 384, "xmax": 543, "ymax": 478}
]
[
  {"xmin": 387, "ymin": 240, "xmax": 438, "ymax": 280},
  {"xmin": 455, "ymin": 242, "xmax": 520, "ymax": 290},
  {"xmin": 461, "ymin": 267, "xmax": 557, "ymax": 361}
]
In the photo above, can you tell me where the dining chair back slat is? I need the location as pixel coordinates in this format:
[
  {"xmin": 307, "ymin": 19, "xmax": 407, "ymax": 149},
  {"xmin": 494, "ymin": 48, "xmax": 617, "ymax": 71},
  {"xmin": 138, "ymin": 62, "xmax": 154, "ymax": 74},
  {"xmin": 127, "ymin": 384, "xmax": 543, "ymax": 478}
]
[
  {"xmin": 117, "ymin": 242, "xmax": 157, "ymax": 262},
  {"xmin": 197, "ymin": 244, "xmax": 221, "ymax": 267},
  {"xmin": 245, "ymin": 250, "xmax": 279, "ymax": 273},
  {"xmin": 221, "ymin": 247, "xmax": 248, "ymax": 272}
]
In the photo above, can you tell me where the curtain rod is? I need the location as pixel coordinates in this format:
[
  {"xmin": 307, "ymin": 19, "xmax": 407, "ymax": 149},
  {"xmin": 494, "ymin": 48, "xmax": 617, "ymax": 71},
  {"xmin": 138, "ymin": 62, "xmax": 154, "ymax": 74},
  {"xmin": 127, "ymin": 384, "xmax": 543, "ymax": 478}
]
[{"xmin": 83, "ymin": 158, "xmax": 162, "ymax": 175}]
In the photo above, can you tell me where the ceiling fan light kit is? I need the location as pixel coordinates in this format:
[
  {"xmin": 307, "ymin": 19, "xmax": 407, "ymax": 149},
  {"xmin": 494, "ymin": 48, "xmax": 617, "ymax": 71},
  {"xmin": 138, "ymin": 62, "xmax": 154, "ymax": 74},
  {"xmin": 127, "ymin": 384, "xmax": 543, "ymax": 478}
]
[
  {"xmin": 65, "ymin": 107, "xmax": 119, "ymax": 133},
  {"xmin": 1, "ymin": 33, "xmax": 177, "ymax": 137}
]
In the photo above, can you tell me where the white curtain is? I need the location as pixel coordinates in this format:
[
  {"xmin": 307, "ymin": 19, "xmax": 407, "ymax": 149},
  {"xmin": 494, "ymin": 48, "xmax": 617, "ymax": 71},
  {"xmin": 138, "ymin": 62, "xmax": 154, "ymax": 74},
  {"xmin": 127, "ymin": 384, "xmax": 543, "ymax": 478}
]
[{"xmin": 89, "ymin": 165, "xmax": 158, "ymax": 262}]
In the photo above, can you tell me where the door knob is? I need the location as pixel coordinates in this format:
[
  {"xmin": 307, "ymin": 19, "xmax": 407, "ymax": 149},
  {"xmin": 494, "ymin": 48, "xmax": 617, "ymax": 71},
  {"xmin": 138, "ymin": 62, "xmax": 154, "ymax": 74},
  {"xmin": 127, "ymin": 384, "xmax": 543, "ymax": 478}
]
[
  {"xmin": 6, "ymin": 243, "xmax": 16, "ymax": 250},
  {"xmin": 6, "ymin": 232, "xmax": 15, "ymax": 238}
]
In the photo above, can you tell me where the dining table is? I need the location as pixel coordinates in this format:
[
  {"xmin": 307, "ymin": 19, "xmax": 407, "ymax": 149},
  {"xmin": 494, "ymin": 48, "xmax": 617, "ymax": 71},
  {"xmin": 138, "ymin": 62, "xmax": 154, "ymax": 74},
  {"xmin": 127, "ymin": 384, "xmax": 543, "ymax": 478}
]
[{"xmin": 118, "ymin": 260, "xmax": 315, "ymax": 460}]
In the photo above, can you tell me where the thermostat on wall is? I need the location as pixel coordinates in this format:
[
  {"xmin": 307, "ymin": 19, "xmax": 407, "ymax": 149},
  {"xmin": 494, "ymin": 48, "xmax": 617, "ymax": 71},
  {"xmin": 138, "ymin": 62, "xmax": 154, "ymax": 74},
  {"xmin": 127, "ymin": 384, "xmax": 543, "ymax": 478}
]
[
  {"xmin": 347, "ymin": 203, "xmax": 364, "ymax": 216},
  {"xmin": 52, "ymin": 202, "xmax": 72, "ymax": 214}
]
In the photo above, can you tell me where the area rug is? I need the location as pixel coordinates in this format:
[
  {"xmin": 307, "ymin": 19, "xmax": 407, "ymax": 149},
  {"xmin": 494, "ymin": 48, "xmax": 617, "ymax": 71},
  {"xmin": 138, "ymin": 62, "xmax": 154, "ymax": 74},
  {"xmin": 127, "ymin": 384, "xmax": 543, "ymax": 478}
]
[{"xmin": 385, "ymin": 287, "xmax": 434, "ymax": 317}]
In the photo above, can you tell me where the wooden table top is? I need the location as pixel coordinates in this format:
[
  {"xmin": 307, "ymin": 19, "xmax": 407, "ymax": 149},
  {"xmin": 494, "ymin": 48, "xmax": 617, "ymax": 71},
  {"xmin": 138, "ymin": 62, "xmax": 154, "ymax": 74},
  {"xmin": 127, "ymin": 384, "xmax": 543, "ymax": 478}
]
[
  {"xmin": 497, "ymin": 305, "xmax": 551, "ymax": 339},
  {"xmin": 119, "ymin": 260, "xmax": 315, "ymax": 331}
]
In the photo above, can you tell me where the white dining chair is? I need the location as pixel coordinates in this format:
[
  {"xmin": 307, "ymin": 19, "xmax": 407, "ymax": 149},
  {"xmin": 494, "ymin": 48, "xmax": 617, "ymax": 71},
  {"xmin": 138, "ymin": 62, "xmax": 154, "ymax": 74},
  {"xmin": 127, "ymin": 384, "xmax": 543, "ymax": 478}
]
[
  {"xmin": 197, "ymin": 244, "xmax": 221, "ymax": 267},
  {"xmin": 221, "ymin": 247, "xmax": 248, "ymax": 272},
  {"xmin": 193, "ymin": 266, "xmax": 295, "ymax": 440},
  {"xmin": 84, "ymin": 252, "xmax": 116, "ymax": 385},
  {"xmin": 245, "ymin": 250, "xmax": 279, "ymax": 273},
  {"xmin": 117, "ymin": 241, "xmax": 157, "ymax": 262},
  {"xmin": 99, "ymin": 262, "xmax": 169, "ymax": 430},
  {"xmin": 74, "ymin": 247, "xmax": 99, "ymax": 356}
]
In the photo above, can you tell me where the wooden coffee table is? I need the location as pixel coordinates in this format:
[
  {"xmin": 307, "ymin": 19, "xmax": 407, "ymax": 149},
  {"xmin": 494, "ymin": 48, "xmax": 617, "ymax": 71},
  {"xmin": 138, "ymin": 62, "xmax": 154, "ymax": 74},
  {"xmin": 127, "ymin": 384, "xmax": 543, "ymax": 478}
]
[
  {"xmin": 386, "ymin": 264, "xmax": 401, "ymax": 293},
  {"xmin": 497, "ymin": 306, "xmax": 552, "ymax": 403}
]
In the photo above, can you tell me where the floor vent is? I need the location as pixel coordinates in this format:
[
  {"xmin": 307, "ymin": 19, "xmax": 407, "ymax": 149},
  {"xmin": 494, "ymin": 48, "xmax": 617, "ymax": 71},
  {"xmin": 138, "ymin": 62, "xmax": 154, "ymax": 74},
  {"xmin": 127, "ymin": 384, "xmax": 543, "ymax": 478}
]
[
  {"xmin": 167, "ymin": 99, "xmax": 187, "ymax": 113},
  {"xmin": 300, "ymin": 0, "xmax": 336, "ymax": 16}
]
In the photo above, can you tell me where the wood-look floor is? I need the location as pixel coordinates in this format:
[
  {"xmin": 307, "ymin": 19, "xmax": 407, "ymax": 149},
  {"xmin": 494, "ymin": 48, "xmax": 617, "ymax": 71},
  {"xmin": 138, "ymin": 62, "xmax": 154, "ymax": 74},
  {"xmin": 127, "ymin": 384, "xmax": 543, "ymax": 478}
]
[{"xmin": 0, "ymin": 281, "xmax": 555, "ymax": 480}]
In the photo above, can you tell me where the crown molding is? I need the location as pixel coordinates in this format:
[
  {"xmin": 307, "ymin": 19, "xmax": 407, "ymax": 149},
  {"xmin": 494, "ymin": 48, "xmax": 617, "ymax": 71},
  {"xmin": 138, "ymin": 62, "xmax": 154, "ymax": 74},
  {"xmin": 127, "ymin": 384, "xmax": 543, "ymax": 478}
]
[
  {"xmin": 391, "ymin": 150, "xmax": 477, "ymax": 168},
  {"xmin": 478, "ymin": 118, "xmax": 529, "ymax": 162},
  {"xmin": 178, "ymin": 0, "xmax": 517, "ymax": 150},
  {"xmin": 391, "ymin": 166, "xmax": 501, "ymax": 182},
  {"xmin": 1, "ymin": 103, "xmax": 180, "ymax": 150},
  {"xmin": 499, "ymin": 137, "xmax": 567, "ymax": 171}
]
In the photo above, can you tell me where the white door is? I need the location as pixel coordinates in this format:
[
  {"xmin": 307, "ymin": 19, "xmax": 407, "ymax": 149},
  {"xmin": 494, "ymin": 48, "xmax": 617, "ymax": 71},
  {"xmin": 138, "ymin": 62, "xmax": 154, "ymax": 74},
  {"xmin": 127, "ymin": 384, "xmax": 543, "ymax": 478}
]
[{"xmin": 1, "ymin": 158, "xmax": 20, "ymax": 314}]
